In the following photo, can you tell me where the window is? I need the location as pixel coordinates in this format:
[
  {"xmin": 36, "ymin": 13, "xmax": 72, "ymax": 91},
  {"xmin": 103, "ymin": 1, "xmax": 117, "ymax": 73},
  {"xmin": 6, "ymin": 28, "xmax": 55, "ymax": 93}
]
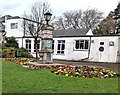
[
  {"xmin": 34, "ymin": 40, "xmax": 40, "ymax": 52},
  {"xmin": 75, "ymin": 40, "xmax": 89, "ymax": 50},
  {"xmin": 25, "ymin": 40, "xmax": 31, "ymax": 53},
  {"xmin": 11, "ymin": 23, "xmax": 18, "ymax": 29},
  {"xmin": 100, "ymin": 42, "xmax": 104, "ymax": 45},
  {"xmin": 46, "ymin": 40, "xmax": 52, "ymax": 48},
  {"xmin": 41, "ymin": 40, "xmax": 52, "ymax": 49},
  {"xmin": 57, "ymin": 40, "xmax": 65, "ymax": 54},
  {"xmin": 52, "ymin": 40, "xmax": 54, "ymax": 52}
]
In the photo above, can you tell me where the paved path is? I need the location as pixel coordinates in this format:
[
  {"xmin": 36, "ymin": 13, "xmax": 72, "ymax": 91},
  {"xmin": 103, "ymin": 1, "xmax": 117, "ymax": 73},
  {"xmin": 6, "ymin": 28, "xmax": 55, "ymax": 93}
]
[
  {"xmin": 25, "ymin": 60, "xmax": 120, "ymax": 71},
  {"xmin": 53, "ymin": 60, "xmax": 120, "ymax": 71}
]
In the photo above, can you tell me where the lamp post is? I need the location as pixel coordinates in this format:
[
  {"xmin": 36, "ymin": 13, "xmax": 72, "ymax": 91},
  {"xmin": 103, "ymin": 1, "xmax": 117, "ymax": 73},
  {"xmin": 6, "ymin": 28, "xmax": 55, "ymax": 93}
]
[
  {"xmin": 39, "ymin": 11, "xmax": 54, "ymax": 64},
  {"xmin": 44, "ymin": 12, "xmax": 52, "ymax": 25}
]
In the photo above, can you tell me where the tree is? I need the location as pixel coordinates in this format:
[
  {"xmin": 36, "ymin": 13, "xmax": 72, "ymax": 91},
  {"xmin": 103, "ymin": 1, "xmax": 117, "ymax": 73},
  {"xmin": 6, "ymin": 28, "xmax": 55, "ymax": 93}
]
[
  {"xmin": 4, "ymin": 36, "xmax": 19, "ymax": 48},
  {"xmin": 95, "ymin": 12, "xmax": 116, "ymax": 35},
  {"xmin": 53, "ymin": 8, "xmax": 103, "ymax": 30},
  {"xmin": 113, "ymin": 2, "xmax": 120, "ymax": 33},
  {"xmin": 22, "ymin": 1, "xmax": 51, "ymax": 59}
]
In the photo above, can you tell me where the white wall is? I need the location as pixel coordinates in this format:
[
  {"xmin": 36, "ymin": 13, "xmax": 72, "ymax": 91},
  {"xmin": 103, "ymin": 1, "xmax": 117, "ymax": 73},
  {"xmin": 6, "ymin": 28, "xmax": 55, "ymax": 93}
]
[
  {"xmin": 53, "ymin": 37, "xmax": 90, "ymax": 60},
  {"xmin": 16, "ymin": 38, "xmax": 23, "ymax": 48},
  {"xmin": 117, "ymin": 36, "xmax": 120, "ymax": 62},
  {"xmin": 6, "ymin": 18, "xmax": 24, "ymax": 37},
  {"xmin": 89, "ymin": 36, "xmax": 118, "ymax": 62},
  {"xmin": 16, "ymin": 35, "xmax": 120, "ymax": 63}
]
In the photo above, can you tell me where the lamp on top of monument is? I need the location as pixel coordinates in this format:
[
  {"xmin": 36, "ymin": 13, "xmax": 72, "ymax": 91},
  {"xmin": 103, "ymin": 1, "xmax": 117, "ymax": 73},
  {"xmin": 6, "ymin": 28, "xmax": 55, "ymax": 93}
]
[{"xmin": 44, "ymin": 11, "xmax": 52, "ymax": 25}]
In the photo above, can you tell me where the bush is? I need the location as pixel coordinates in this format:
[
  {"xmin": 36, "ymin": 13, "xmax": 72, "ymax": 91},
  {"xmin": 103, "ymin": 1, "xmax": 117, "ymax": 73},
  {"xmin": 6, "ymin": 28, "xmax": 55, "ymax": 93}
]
[
  {"xmin": 4, "ymin": 36, "xmax": 19, "ymax": 48},
  {"xmin": 2, "ymin": 47, "xmax": 33, "ymax": 58},
  {"xmin": 17, "ymin": 48, "xmax": 33, "ymax": 58},
  {"xmin": 2, "ymin": 48, "xmax": 16, "ymax": 58},
  {"xmin": 21, "ymin": 51, "xmax": 33, "ymax": 58}
]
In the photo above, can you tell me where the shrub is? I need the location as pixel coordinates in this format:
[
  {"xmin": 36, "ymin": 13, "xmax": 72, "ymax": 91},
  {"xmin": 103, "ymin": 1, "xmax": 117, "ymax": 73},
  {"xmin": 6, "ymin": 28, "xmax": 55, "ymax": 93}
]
[
  {"xmin": 2, "ymin": 47, "xmax": 33, "ymax": 58},
  {"xmin": 21, "ymin": 51, "xmax": 33, "ymax": 58},
  {"xmin": 2, "ymin": 48, "xmax": 16, "ymax": 58},
  {"xmin": 4, "ymin": 36, "xmax": 19, "ymax": 48},
  {"xmin": 15, "ymin": 48, "xmax": 33, "ymax": 58}
]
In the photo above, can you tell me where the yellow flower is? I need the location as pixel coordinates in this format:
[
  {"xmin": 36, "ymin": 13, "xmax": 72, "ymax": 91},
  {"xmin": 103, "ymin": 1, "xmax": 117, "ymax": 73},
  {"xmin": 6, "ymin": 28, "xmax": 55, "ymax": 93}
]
[
  {"xmin": 58, "ymin": 69, "xmax": 61, "ymax": 72},
  {"xmin": 106, "ymin": 70, "xmax": 110, "ymax": 72},
  {"xmin": 100, "ymin": 72, "xmax": 103, "ymax": 75},
  {"xmin": 65, "ymin": 74, "xmax": 68, "ymax": 76}
]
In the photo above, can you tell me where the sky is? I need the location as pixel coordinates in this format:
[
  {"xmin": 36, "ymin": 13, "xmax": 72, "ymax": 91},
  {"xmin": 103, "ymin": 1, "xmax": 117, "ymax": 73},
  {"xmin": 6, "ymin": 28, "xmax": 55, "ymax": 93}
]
[{"xmin": 0, "ymin": 0, "xmax": 120, "ymax": 18}]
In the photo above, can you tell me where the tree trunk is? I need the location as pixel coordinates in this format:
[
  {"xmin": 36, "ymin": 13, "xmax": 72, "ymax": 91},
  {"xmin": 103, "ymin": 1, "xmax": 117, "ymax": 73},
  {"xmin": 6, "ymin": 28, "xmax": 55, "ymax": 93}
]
[{"xmin": 35, "ymin": 38, "xmax": 38, "ymax": 60}]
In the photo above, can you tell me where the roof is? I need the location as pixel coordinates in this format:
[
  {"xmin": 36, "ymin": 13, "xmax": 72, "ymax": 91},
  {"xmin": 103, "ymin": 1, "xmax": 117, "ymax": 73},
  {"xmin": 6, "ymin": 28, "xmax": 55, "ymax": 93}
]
[
  {"xmin": 53, "ymin": 28, "xmax": 90, "ymax": 37},
  {"xmin": 9, "ymin": 16, "xmax": 21, "ymax": 19},
  {"xmin": 0, "ymin": 23, "xmax": 5, "ymax": 32},
  {"xmin": 0, "ymin": 15, "xmax": 12, "ymax": 22}
]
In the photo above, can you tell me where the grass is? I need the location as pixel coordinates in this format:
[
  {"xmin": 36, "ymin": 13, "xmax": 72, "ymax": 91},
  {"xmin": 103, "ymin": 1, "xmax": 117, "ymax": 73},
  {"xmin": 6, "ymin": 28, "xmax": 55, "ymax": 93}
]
[{"xmin": 2, "ymin": 60, "xmax": 119, "ymax": 93}]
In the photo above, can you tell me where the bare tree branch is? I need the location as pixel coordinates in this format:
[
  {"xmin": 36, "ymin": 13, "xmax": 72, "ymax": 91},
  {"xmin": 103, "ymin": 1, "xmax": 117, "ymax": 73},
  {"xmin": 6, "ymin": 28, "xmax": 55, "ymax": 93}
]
[
  {"xmin": 53, "ymin": 8, "xmax": 103, "ymax": 30},
  {"xmin": 21, "ymin": 1, "xmax": 51, "ymax": 59}
]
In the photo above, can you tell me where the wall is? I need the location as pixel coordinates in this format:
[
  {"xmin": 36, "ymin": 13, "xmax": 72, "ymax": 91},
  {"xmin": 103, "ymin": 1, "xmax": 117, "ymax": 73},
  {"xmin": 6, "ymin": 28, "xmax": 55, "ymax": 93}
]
[
  {"xmin": 89, "ymin": 36, "xmax": 118, "ymax": 62},
  {"xmin": 117, "ymin": 36, "xmax": 120, "ymax": 62},
  {"xmin": 53, "ymin": 37, "xmax": 90, "ymax": 60},
  {"xmin": 16, "ymin": 35, "xmax": 120, "ymax": 63},
  {"xmin": 6, "ymin": 18, "xmax": 24, "ymax": 37}
]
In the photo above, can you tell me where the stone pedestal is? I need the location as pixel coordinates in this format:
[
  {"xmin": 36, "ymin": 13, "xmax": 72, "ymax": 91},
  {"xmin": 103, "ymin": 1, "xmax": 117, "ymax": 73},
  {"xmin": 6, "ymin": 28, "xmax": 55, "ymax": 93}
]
[{"xmin": 39, "ymin": 25, "xmax": 54, "ymax": 64}]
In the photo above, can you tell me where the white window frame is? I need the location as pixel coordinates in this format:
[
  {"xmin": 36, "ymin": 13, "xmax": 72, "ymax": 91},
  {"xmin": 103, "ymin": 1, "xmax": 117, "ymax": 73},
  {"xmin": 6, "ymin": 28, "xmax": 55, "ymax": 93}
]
[
  {"xmin": 11, "ymin": 23, "xmax": 18, "ymax": 29},
  {"xmin": 25, "ymin": 40, "xmax": 31, "ymax": 53},
  {"xmin": 74, "ymin": 40, "xmax": 89, "ymax": 50},
  {"xmin": 57, "ymin": 40, "xmax": 65, "ymax": 54}
]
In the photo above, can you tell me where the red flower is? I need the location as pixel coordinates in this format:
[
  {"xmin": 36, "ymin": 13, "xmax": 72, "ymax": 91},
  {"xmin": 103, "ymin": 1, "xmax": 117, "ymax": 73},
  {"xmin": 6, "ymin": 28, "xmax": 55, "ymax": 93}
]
[
  {"xmin": 59, "ymin": 71, "xmax": 64, "ymax": 75},
  {"xmin": 98, "ymin": 68, "xmax": 103, "ymax": 71},
  {"xmin": 88, "ymin": 75, "xmax": 93, "ymax": 78},
  {"xmin": 54, "ymin": 69, "xmax": 58, "ymax": 73}
]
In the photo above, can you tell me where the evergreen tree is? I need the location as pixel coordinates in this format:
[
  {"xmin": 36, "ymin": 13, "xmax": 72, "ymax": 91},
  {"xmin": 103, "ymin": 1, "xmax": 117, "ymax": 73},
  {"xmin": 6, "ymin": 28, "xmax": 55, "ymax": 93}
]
[
  {"xmin": 94, "ymin": 12, "xmax": 116, "ymax": 35},
  {"xmin": 113, "ymin": 2, "xmax": 120, "ymax": 33},
  {"xmin": 4, "ymin": 36, "xmax": 19, "ymax": 48}
]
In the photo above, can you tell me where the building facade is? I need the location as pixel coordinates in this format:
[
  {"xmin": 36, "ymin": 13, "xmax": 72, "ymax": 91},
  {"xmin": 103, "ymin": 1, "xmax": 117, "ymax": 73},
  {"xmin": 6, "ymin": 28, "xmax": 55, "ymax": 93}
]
[{"xmin": 1, "ymin": 15, "xmax": 120, "ymax": 63}]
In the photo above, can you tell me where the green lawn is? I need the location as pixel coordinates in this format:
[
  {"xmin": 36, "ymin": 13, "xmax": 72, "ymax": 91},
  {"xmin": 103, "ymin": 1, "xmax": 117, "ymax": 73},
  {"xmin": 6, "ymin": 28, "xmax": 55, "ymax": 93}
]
[{"xmin": 2, "ymin": 61, "xmax": 119, "ymax": 93}]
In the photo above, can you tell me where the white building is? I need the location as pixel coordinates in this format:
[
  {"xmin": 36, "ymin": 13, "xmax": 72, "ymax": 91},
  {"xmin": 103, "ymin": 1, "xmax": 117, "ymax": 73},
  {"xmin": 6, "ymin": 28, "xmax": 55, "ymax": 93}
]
[
  {"xmin": 1, "ymin": 15, "xmax": 120, "ymax": 63},
  {"xmin": 53, "ymin": 29, "xmax": 120, "ymax": 63}
]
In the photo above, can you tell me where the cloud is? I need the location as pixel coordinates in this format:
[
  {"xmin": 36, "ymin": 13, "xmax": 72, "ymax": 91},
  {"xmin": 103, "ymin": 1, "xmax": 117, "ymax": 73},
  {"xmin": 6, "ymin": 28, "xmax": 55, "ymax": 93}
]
[
  {"xmin": 0, "ymin": 0, "xmax": 20, "ymax": 15},
  {"xmin": 0, "ymin": 0, "xmax": 119, "ymax": 17},
  {"xmin": 0, "ymin": 0, "xmax": 32, "ymax": 16}
]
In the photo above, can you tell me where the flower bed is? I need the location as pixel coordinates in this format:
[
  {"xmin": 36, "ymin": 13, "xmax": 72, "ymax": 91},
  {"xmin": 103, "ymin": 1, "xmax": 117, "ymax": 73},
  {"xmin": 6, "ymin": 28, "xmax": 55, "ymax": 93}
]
[
  {"xmin": 51, "ymin": 65, "xmax": 119, "ymax": 78},
  {"xmin": 23, "ymin": 64, "xmax": 119, "ymax": 78},
  {"xmin": 2, "ymin": 58, "xmax": 36, "ymax": 65},
  {"xmin": 3, "ymin": 58, "xmax": 119, "ymax": 78}
]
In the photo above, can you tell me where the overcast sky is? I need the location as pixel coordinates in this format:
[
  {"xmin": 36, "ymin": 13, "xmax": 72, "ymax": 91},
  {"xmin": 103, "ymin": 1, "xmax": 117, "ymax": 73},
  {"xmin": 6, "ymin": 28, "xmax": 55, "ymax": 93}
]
[{"xmin": 0, "ymin": 0, "xmax": 120, "ymax": 17}]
